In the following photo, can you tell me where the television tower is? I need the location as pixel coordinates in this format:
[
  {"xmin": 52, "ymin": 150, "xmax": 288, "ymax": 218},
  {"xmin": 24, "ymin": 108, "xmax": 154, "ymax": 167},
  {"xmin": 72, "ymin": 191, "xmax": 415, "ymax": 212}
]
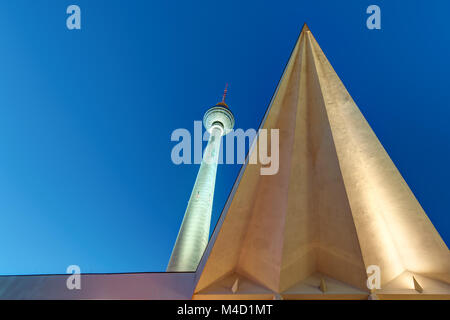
[{"xmin": 167, "ymin": 86, "xmax": 235, "ymax": 272}]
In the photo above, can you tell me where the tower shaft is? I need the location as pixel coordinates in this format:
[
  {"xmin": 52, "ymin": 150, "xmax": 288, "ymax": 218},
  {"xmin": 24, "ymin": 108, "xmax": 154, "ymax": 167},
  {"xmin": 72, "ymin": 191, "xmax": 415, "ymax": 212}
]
[{"xmin": 167, "ymin": 126, "xmax": 223, "ymax": 272}]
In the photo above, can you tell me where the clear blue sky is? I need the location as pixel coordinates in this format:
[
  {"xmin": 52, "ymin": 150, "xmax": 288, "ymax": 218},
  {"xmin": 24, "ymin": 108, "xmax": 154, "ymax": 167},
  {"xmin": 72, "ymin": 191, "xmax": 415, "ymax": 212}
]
[{"xmin": 0, "ymin": 1, "xmax": 449, "ymax": 275}]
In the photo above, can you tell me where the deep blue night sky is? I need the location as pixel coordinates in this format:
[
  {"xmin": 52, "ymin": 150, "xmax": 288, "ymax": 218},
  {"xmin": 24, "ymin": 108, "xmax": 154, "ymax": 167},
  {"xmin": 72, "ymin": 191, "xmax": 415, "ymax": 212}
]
[{"xmin": 0, "ymin": 1, "xmax": 449, "ymax": 275}]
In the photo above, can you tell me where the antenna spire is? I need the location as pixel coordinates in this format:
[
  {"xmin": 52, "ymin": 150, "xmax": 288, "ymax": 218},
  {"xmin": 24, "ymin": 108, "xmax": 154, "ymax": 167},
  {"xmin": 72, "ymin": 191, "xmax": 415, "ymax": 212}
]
[
  {"xmin": 222, "ymin": 83, "xmax": 228, "ymax": 103},
  {"xmin": 217, "ymin": 83, "xmax": 229, "ymax": 108}
]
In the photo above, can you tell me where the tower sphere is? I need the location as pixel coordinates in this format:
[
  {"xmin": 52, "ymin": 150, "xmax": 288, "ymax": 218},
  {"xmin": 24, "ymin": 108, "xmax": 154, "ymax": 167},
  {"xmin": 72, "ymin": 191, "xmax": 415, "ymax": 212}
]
[{"xmin": 203, "ymin": 104, "xmax": 235, "ymax": 136}]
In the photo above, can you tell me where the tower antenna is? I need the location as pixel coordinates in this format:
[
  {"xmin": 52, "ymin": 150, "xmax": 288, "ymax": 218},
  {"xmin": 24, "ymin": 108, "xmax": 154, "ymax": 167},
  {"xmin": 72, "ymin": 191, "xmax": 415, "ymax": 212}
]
[{"xmin": 222, "ymin": 83, "xmax": 228, "ymax": 103}]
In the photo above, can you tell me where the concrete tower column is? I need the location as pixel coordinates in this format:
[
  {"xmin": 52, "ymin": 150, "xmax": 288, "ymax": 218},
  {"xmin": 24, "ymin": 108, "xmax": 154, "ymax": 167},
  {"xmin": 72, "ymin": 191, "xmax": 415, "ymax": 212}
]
[{"xmin": 167, "ymin": 95, "xmax": 234, "ymax": 272}]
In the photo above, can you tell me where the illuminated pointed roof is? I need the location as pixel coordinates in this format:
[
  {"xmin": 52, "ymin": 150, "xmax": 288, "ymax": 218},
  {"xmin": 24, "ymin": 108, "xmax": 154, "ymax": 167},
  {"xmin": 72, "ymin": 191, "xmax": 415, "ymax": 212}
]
[{"xmin": 193, "ymin": 24, "xmax": 450, "ymax": 299}]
